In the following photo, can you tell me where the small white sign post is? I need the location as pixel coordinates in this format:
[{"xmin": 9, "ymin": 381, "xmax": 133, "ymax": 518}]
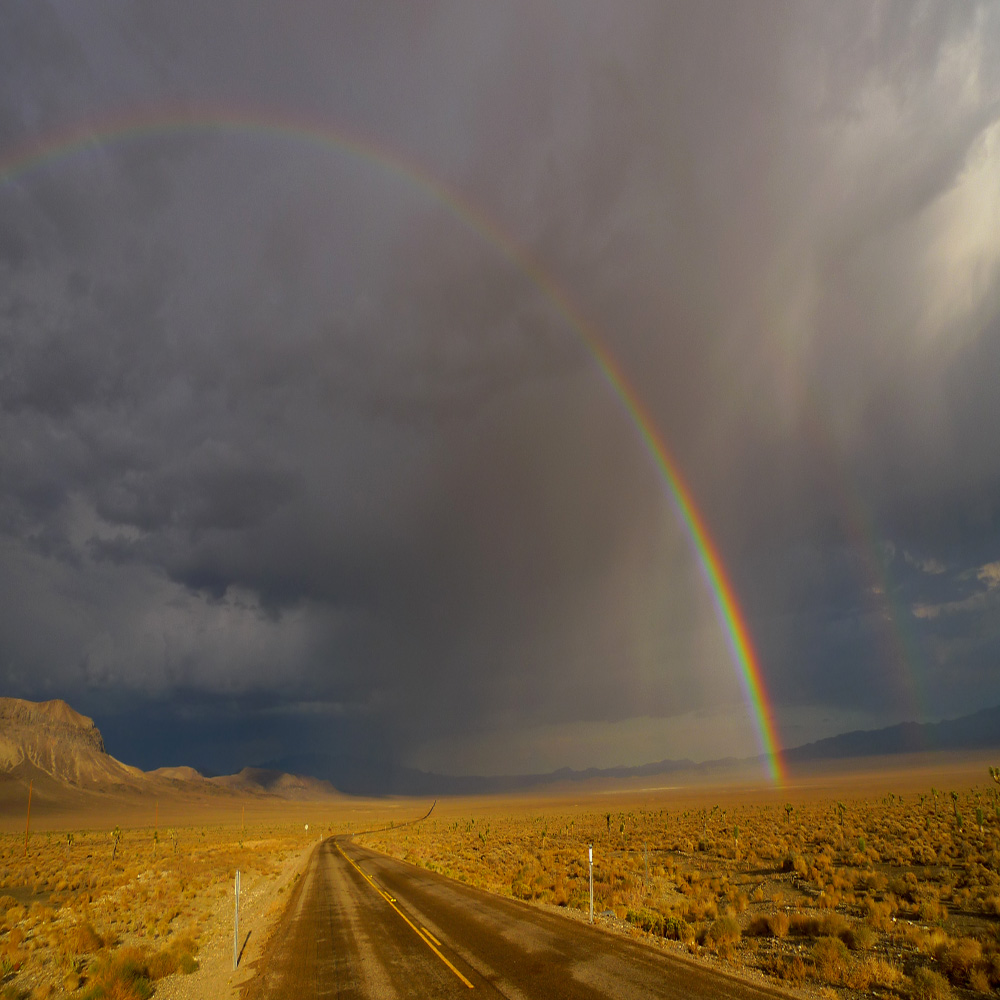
[
  {"xmin": 588, "ymin": 844, "xmax": 593, "ymax": 923},
  {"xmin": 233, "ymin": 870, "xmax": 241, "ymax": 970}
]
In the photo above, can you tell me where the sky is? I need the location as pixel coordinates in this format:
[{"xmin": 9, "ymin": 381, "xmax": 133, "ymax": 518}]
[{"xmin": 2, "ymin": 2, "xmax": 1000, "ymax": 790}]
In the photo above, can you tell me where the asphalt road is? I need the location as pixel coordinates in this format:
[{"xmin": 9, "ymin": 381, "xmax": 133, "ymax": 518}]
[{"xmin": 241, "ymin": 838, "xmax": 794, "ymax": 1000}]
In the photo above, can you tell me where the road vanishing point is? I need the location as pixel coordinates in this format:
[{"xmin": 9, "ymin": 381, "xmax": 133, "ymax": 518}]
[{"xmin": 240, "ymin": 837, "xmax": 795, "ymax": 1000}]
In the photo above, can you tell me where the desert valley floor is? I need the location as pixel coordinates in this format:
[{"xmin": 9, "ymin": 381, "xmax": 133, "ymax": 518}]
[{"xmin": 2, "ymin": 715, "xmax": 998, "ymax": 1000}]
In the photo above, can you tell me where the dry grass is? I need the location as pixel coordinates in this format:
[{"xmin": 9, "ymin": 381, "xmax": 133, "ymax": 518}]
[
  {"xmin": 0, "ymin": 795, "xmax": 404, "ymax": 999},
  {"xmin": 909, "ymin": 966, "xmax": 953, "ymax": 999},
  {"xmin": 2, "ymin": 755, "xmax": 996, "ymax": 998},
  {"xmin": 357, "ymin": 765, "xmax": 1000, "ymax": 999}
]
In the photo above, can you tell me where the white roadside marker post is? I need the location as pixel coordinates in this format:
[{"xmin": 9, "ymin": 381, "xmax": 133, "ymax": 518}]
[
  {"xmin": 588, "ymin": 844, "xmax": 593, "ymax": 924},
  {"xmin": 233, "ymin": 870, "xmax": 241, "ymax": 970}
]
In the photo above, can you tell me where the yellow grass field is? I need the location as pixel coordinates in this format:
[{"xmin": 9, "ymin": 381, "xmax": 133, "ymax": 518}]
[
  {"xmin": 358, "ymin": 753, "xmax": 1000, "ymax": 999},
  {"xmin": 0, "ymin": 793, "xmax": 416, "ymax": 999},
  {"xmin": 0, "ymin": 751, "xmax": 997, "ymax": 999}
]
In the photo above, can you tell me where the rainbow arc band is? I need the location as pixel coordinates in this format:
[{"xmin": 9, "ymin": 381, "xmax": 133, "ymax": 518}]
[{"xmin": 0, "ymin": 105, "xmax": 786, "ymax": 785}]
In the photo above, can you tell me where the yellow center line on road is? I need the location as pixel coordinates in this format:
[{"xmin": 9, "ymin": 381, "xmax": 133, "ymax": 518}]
[
  {"xmin": 337, "ymin": 842, "xmax": 475, "ymax": 989},
  {"xmin": 421, "ymin": 925, "xmax": 442, "ymax": 947}
]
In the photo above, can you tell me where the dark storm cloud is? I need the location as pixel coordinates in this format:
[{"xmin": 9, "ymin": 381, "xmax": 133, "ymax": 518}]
[{"xmin": 2, "ymin": 1, "xmax": 1000, "ymax": 780}]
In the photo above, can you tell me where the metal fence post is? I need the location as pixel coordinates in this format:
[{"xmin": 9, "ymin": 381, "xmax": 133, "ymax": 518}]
[
  {"xmin": 24, "ymin": 779, "xmax": 33, "ymax": 857},
  {"xmin": 233, "ymin": 870, "xmax": 241, "ymax": 970},
  {"xmin": 588, "ymin": 843, "xmax": 593, "ymax": 923}
]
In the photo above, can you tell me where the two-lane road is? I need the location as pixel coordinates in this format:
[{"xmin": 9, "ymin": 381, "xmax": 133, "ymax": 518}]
[{"xmin": 242, "ymin": 838, "xmax": 794, "ymax": 999}]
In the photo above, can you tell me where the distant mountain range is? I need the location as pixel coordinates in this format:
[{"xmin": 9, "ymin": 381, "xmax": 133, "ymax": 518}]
[
  {"xmin": 3, "ymin": 696, "xmax": 998, "ymax": 801},
  {"xmin": 261, "ymin": 703, "xmax": 1000, "ymax": 796},
  {"xmin": 0, "ymin": 697, "xmax": 341, "ymax": 805},
  {"xmin": 782, "ymin": 703, "xmax": 1000, "ymax": 762}
]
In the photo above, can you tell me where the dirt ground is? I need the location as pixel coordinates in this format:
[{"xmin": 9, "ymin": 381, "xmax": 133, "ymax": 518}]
[
  {"xmin": 358, "ymin": 752, "xmax": 1000, "ymax": 999},
  {"xmin": 0, "ymin": 795, "xmax": 416, "ymax": 999},
  {"xmin": 0, "ymin": 750, "xmax": 997, "ymax": 999}
]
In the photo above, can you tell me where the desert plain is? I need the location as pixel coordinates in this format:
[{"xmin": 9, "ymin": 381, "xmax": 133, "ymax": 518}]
[{"xmin": 2, "ymin": 743, "xmax": 999, "ymax": 1000}]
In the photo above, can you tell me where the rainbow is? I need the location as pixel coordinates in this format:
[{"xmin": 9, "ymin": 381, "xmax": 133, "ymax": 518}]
[
  {"xmin": 799, "ymin": 405, "xmax": 926, "ymax": 726},
  {"xmin": 0, "ymin": 104, "xmax": 788, "ymax": 784}
]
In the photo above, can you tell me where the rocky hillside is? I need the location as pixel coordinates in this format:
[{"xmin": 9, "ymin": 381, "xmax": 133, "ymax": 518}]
[
  {"xmin": 0, "ymin": 696, "xmax": 342, "ymax": 801},
  {"xmin": 208, "ymin": 766, "xmax": 339, "ymax": 800},
  {"xmin": 0, "ymin": 697, "xmax": 143, "ymax": 789}
]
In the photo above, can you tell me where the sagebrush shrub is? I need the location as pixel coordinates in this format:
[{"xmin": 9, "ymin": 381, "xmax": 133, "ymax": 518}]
[
  {"xmin": 705, "ymin": 915, "xmax": 740, "ymax": 947},
  {"xmin": 65, "ymin": 922, "xmax": 103, "ymax": 955},
  {"xmin": 909, "ymin": 967, "xmax": 952, "ymax": 1000},
  {"xmin": 812, "ymin": 936, "xmax": 849, "ymax": 983},
  {"xmin": 936, "ymin": 935, "xmax": 982, "ymax": 985}
]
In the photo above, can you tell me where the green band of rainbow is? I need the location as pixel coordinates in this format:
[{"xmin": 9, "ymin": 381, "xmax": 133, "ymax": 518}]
[{"xmin": 0, "ymin": 104, "xmax": 787, "ymax": 784}]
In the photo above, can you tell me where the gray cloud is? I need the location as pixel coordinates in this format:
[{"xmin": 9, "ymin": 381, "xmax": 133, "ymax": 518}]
[{"xmin": 2, "ymin": 1, "xmax": 1000, "ymax": 781}]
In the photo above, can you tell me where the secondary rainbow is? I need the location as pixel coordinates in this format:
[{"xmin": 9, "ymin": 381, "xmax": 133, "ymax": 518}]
[
  {"xmin": 0, "ymin": 104, "xmax": 788, "ymax": 784},
  {"xmin": 798, "ymin": 404, "xmax": 926, "ymax": 725}
]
